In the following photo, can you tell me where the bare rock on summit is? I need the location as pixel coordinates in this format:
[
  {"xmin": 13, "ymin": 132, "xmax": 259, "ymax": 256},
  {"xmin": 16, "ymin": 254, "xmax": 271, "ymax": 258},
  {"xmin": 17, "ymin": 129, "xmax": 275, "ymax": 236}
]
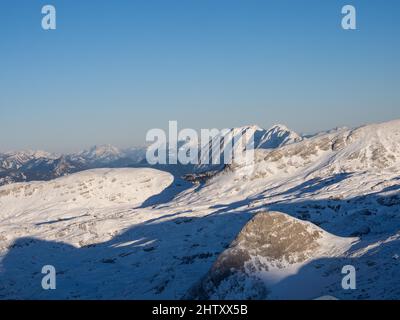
[{"xmin": 228, "ymin": 211, "xmax": 323, "ymax": 264}]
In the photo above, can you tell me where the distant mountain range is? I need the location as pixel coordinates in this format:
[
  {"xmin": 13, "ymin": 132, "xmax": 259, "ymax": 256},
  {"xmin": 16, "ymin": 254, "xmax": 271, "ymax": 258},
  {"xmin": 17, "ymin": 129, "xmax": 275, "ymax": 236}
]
[
  {"xmin": 0, "ymin": 145, "xmax": 148, "ymax": 186},
  {"xmin": 0, "ymin": 124, "xmax": 301, "ymax": 186}
]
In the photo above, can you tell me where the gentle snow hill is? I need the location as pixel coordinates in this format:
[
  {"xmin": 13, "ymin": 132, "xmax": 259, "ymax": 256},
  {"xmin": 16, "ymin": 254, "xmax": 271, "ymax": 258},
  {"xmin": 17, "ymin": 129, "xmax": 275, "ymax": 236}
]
[{"xmin": 0, "ymin": 168, "xmax": 173, "ymax": 226}]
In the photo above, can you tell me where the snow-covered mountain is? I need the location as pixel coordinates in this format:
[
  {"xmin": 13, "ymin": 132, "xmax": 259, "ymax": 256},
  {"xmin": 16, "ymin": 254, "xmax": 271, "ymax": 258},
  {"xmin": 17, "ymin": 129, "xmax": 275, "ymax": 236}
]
[
  {"xmin": 0, "ymin": 150, "xmax": 57, "ymax": 171},
  {"xmin": 254, "ymin": 124, "xmax": 302, "ymax": 149},
  {"xmin": 71, "ymin": 145, "xmax": 123, "ymax": 164},
  {"xmin": 0, "ymin": 119, "xmax": 399, "ymax": 299},
  {"xmin": 193, "ymin": 124, "xmax": 302, "ymax": 173},
  {"xmin": 196, "ymin": 119, "xmax": 400, "ymax": 206},
  {"xmin": 0, "ymin": 145, "xmax": 148, "ymax": 186}
]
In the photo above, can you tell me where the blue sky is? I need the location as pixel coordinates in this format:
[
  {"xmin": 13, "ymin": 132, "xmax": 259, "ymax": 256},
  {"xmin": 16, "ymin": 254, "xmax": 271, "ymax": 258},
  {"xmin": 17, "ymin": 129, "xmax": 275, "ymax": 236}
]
[{"xmin": 1, "ymin": 0, "xmax": 399, "ymax": 152}]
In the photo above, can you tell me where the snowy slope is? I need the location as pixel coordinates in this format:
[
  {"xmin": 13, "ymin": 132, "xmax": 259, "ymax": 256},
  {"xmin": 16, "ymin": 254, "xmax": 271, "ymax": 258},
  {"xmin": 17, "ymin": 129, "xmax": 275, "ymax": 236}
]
[
  {"xmin": 0, "ymin": 168, "xmax": 173, "ymax": 248},
  {"xmin": 188, "ymin": 119, "xmax": 400, "ymax": 205},
  {"xmin": 0, "ymin": 119, "xmax": 399, "ymax": 299}
]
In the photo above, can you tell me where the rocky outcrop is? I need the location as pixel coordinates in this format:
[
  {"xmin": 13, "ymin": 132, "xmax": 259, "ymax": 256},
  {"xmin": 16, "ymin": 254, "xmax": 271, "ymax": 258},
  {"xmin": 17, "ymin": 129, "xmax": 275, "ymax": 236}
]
[{"xmin": 185, "ymin": 211, "xmax": 353, "ymax": 300}]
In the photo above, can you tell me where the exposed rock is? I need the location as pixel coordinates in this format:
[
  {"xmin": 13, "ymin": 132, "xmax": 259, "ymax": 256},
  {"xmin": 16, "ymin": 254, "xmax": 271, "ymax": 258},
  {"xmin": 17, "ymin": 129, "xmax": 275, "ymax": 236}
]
[{"xmin": 185, "ymin": 211, "xmax": 352, "ymax": 300}]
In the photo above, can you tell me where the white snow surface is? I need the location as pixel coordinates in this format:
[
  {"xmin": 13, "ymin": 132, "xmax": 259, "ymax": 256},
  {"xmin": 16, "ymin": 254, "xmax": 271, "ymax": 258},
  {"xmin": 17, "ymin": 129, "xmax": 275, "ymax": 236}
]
[{"xmin": 0, "ymin": 119, "xmax": 399, "ymax": 299}]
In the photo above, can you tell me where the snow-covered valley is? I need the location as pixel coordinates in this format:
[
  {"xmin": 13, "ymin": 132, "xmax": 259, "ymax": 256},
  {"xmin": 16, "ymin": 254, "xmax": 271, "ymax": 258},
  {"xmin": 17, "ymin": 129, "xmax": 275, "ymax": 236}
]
[{"xmin": 0, "ymin": 119, "xmax": 400, "ymax": 299}]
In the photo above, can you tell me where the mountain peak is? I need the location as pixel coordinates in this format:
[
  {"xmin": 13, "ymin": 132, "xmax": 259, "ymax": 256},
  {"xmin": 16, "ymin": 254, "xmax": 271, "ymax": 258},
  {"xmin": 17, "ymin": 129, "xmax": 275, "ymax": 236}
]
[
  {"xmin": 89, "ymin": 144, "xmax": 120, "ymax": 153},
  {"xmin": 255, "ymin": 124, "xmax": 302, "ymax": 149},
  {"xmin": 268, "ymin": 123, "xmax": 291, "ymax": 131}
]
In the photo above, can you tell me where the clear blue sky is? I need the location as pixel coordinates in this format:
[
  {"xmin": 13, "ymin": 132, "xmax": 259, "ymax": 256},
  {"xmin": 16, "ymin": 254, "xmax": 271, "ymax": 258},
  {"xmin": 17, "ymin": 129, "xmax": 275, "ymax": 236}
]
[{"xmin": 1, "ymin": 0, "xmax": 399, "ymax": 152}]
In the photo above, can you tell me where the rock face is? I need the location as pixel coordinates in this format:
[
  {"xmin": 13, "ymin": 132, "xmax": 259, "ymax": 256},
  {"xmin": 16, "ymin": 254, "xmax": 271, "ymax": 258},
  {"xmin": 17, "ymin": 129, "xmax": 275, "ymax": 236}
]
[
  {"xmin": 185, "ymin": 211, "xmax": 353, "ymax": 300},
  {"xmin": 217, "ymin": 212, "xmax": 323, "ymax": 269}
]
